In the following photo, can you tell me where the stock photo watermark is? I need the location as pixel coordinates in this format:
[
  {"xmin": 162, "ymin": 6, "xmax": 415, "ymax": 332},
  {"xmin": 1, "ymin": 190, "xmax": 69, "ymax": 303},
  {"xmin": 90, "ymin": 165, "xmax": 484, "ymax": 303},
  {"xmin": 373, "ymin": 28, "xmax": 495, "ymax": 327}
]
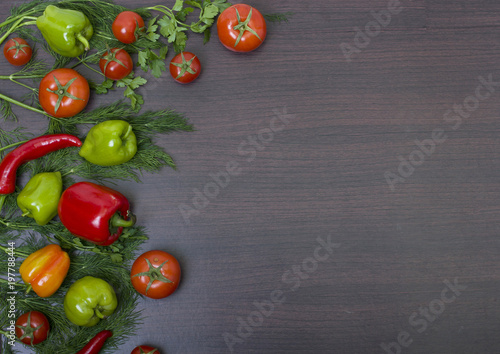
[
  {"xmin": 380, "ymin": 277, "xmax": 467, "ymax": 354},
  {"xmin": 222, "ymin": 234, "xmax": 341, "ymax": 353},
  {"xmin": 385, "ymin": 73, "xmax": 500, "ymax": 191},
  {"xmin": 340, "ymin": 0, "xmax": 403, "ymax": 62},
  {"xmin": 4, "ymin": 241, "xmax": 17, "ymax": 347},
  {"xmin": 178, "ymin": 107, "xmax": 296, "ymax": 223}
]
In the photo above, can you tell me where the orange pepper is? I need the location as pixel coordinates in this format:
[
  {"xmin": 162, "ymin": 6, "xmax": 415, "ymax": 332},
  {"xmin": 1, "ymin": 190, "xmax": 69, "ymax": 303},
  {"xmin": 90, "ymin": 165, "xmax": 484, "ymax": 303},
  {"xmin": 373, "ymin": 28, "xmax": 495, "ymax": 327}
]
[{"xmin": 19, "ymin": 244, "xmax": 70, "ymax": 297}]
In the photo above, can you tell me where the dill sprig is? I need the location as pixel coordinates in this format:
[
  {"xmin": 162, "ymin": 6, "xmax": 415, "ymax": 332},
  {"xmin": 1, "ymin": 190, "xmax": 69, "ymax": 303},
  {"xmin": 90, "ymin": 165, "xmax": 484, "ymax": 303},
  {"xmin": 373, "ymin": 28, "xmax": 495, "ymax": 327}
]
[{"xmin": 0, "ymin": 233, "xmax": 143, "ymax": 354}]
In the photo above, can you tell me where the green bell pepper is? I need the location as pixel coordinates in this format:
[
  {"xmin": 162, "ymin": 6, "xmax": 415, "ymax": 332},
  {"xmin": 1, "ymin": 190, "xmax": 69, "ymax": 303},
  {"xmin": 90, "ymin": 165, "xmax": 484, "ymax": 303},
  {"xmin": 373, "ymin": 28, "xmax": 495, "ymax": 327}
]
[
  {"xmin": 79, "ymin": 120, "xmax": 138, "ymax": 166},
  {"xmin": 63, "ymin": 276, "xmax": 118, "ymax": 327},
  {"xmin": 36, "ymin": 5, "xmax": 93, "ymax": 57},
  {"xmin": 17, "ymin": 172, "xmax": 62, "ymax": 226}
]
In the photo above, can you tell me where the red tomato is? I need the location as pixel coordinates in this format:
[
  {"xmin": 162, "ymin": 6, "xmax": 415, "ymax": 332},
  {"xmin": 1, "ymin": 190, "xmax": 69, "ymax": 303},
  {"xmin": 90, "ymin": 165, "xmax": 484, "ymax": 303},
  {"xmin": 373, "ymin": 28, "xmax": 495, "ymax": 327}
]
[
  {"xmin": 131, "ymin": 345, "xmax": 161, "ymax": 354},
  {"xmin": 3, "ymin": 37, "xmax": 32, "ymax": 66},
  {"xmin": 169, "ymin": 52, "xmax": 201, "ymax": 84},
  {"xmin": 112, "ymin": 11, "xmax": 145, "ymax": 44},
  {"xmin": 38, "ymin": 68, "xmax": 90, "ymax": 118},
  {"xmin": 217, "ymin": 4, "xmax": 267, "ymax": 52},
  {"xmin": 15, "ymin": 311, "xmax": 50, "ymax": 345},
  {"xmin": 131, "ymin": 250, "xmax": 181, "ymax": 299},
  {"xmin": 99, "ymin": 48, "xmax": 133, "ymax": 80}
]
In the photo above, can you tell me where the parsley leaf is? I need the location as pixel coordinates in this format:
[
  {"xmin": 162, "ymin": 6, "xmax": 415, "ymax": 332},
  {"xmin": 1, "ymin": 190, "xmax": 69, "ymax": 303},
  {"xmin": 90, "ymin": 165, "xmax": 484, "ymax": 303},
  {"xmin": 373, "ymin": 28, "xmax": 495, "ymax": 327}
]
[
  {"xmin": 146, "ymin": 17, "xmax": 161, "ymax": 42},
  {"xmin": 116, "ymin": 74, "xmax": 148, "ymax": 111},
  {"xmin": 93, "ymin": 78, "xmax": 114, "ymax": 95},
  {"xmin": 173, "ymin": 0, "xmax": 185, "ymax": 12}
]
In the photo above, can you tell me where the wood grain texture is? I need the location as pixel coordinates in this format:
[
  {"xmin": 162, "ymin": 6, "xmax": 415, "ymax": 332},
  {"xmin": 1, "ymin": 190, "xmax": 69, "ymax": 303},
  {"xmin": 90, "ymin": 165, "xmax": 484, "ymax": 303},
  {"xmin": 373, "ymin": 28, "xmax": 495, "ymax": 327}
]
[{"xmin": 2, "ymin": 0, "xmax": 500, "ymax": 353}]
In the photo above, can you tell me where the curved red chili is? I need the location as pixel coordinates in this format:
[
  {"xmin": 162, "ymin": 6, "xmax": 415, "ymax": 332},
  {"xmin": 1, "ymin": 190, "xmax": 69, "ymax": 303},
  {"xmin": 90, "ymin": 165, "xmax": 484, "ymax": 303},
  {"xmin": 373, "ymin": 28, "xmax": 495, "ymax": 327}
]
[
  {"xmin": 0, "ymin": 134, "xmax": 81, "ymax": 195},
  {"xmin": 76, "ymin": 330, "xmax": 113, "ymax": 354}
]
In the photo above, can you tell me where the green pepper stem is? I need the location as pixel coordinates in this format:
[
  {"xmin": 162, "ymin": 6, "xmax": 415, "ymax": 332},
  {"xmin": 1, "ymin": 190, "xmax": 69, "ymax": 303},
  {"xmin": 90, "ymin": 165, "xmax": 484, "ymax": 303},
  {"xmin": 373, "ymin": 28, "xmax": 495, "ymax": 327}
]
[
  {"xmin": 95, "ymin": 308, "xmax": 105, "ymax": 319},
  {"xmin": 110, "ymin": 212, "xmax": 136, "ymax": 228},
  {"xmin": 77, "ymin": 33, "xmax": 90, "ymax": 51},
  {"xmin": 122, "ymin": 125, "xmax": 133, "ymax": 140}
]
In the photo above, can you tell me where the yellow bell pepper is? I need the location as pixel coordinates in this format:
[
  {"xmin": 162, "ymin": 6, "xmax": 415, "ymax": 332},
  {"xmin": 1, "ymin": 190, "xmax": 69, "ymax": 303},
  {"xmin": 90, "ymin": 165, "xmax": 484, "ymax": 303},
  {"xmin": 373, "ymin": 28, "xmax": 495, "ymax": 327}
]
[{"xmin": 19, "ymin": 244, "xmax": 70, "ymax": 298}]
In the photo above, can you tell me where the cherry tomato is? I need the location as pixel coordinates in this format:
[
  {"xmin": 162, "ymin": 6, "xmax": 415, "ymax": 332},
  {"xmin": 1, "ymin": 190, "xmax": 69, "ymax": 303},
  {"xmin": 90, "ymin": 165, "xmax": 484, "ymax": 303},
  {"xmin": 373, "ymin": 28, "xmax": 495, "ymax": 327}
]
[
  {"xmin": 112, "ymin": 11, "xmax": 145, "ymax": 44},
  {"xmin": 15, "ymin": 311, "xmax": 50, "ymax": 345},
  {"xmin": 3, "ymin": 37, "xmax": 32, "ymax": 66},
  {"xmin": 99, "ymin": 48, "xmax": 133, "ymax": 80},
  {"xmin": 131, "ymin": 250, "xmax": 181, "ymax": 299},
  {"xmin": 217, "ymin": 4, "xmax": 267, "ymax": 52},
  {"xmin": 131, "ymin": 345, "xmax": 161, "ymax": 354},
  {"xmin": 38, "ymin": 68, "xmax": 90, "ymax": 118},
  {"xmin": 169, "ymin": 52, "xmax": 201, "ymax": 84}
]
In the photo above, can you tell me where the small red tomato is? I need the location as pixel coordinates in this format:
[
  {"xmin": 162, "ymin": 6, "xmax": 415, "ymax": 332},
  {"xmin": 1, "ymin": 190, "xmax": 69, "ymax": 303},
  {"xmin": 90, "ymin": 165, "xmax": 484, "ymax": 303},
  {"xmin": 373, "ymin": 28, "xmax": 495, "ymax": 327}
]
[
  {"xmin": 217, "ymin": 4, "xmax": 267, "ymax": 52},
  {"xmin": 38, "ymin": 68, "xmax": 90, "ymax": 118},
  {"xmin": 169, "ymin": 52, "xmax": 201, "ymax": 84},
  {"xmin": 3, "ymin": 37, "xmax": 32, "ymax": 66},
  {"xmin": 15, "ymin": 311, "xmax": 50, "ymax": 345},
  {"xmin": 131, "ymin": 250, "xmax": 181, "ymax": 299},
  {"xmin": 131, "ymin": 345, "xmax": 161, "ymax": 354},
  {"xmin": 112, "ymin": 11, "xmax": 145, "ymax": 44},
  {"xmin": 99, "ymin": 48, "xmax": 133, "ymax": 80}
]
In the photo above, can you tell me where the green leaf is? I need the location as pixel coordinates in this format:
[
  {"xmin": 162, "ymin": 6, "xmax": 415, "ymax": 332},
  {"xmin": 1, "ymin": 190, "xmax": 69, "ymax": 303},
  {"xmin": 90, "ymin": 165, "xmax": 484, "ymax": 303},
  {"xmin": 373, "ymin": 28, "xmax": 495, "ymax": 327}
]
[
  {"xmin": 137, "ymin": 50, "xmax": 149, "ymax": 72},
  {"xmin": 203, "ymin": 28, "xmax": 212, "ymax": 44},
  {"xmin": 116, "ymin": 74, "xmax": 148, "ymax": 110},
  {"xmin": 94, "ymin": 78, "xmax": 114, "ymax": 95},
  {"xmin": 176, "ymin": 7, "xmax": 194, "ymax": 21},
  {"xmin": 202, "ymin": 17, "xmax": 214, "ymax": 26},
  {"xmin": 159, "ymin": 45, "xmax": 169, "ymax": 59},
  {"xmin": 117, "ymin": 75, "xmax": 148, "ymax": 90},
  {"xmin": 174, "ymin": 31, "xmax": 188, "ymax": 53},
  {"xmin": 190, "ymin": 22, "xmax": 208, "ymax": 33},
  {"xmin": 202, "ymin": 4, "xmax": 219, "ymax": 19},
  {"xmin": 212, "ymin": 0, "xmax": 232, "ymax": 12},
  {"xmin": 110, "ymin": 253, "xmax": 124, "ymax": 264},
  {"xmin": 151, "ymin": 58, "xmax": 166, "ymax": 78},
  {"xmin": 173, "ymin": 0, "xmax": 184, "ymax": 12},
  {"xmin": 185, "ymin": 0, "xmax": 203, "ymax": 9},
  {"xmin": 159, "ymin": 15, "xmax": 176, "ymax": 38}
]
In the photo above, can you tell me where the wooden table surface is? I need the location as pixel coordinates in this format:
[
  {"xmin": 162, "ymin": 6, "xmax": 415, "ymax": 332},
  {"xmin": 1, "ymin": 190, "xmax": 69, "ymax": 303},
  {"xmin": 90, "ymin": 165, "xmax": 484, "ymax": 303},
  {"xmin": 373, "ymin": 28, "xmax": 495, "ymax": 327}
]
[{"xmin": 2, "ymin": 0, "xmax": 500, "ymax": 353}]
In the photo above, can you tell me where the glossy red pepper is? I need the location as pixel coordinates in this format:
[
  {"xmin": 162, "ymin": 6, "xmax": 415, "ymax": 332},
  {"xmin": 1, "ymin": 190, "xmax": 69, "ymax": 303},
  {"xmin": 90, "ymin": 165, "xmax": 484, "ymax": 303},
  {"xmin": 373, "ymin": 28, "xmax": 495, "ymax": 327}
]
[
  {"xmin": 0, "ymin": 134, "xmax": 82, "ymax": 195},
  {"xmin": 58, "ymin": 182, "xmax": 136, "ymax": 246},
  {"xmin": 76, "ymin": 330, "xmax": 113, "ymax": 354}
]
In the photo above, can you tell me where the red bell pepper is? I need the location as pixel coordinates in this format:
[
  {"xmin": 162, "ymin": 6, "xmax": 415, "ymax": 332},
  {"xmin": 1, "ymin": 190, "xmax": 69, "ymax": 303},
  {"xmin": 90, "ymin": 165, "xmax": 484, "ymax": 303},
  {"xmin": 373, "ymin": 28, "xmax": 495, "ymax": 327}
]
[{"xmin": 57, "ymin": 182, "xmax": 136, "ymax": 246}]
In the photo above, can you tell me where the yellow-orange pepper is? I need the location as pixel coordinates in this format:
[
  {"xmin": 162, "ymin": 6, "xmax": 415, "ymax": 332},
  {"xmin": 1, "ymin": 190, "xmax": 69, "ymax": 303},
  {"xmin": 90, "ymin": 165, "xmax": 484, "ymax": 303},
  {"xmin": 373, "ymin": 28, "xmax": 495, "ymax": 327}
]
[{"xmin": 19, "ymin": 244, "xmax": 70, "ymax": 297}]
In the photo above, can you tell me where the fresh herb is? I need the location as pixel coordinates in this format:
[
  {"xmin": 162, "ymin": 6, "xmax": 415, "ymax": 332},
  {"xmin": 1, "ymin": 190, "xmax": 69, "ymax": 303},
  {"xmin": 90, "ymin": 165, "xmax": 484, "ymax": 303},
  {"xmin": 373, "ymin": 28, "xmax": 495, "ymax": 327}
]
[
  {"xmin": 0, "ymin": 232, "xmax": 142, "ymax": 354},
  {"xmin": 264, "ymin": 12, "xmax": 294, "ymax": 23}
]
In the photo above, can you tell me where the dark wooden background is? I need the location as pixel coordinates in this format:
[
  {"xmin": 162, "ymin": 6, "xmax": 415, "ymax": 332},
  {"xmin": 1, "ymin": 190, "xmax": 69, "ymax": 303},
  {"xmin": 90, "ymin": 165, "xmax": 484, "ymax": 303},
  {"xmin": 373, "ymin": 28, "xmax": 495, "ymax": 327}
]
[{"xmin": 2, "ymin": 0, "xmax": 500, "ymax": 353}]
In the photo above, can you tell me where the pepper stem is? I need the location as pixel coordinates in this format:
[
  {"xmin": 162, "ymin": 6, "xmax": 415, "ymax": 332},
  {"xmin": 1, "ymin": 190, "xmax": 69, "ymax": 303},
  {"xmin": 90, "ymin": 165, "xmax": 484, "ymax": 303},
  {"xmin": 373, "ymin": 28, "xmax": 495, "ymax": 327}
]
[
  {"xmin": 77, "ymin": 33, "xmax": 90, "ymax": 51},
  {"xmin": 110, "ymin": 212, "xmax": 136, "ymax": 228},
  {"xmin": 95, "ymin": 308, "xmax": 105, "ymax": 319},
  {"xmin": 122, "ymin": 125, "xmax": 133, "ymax": 140}
]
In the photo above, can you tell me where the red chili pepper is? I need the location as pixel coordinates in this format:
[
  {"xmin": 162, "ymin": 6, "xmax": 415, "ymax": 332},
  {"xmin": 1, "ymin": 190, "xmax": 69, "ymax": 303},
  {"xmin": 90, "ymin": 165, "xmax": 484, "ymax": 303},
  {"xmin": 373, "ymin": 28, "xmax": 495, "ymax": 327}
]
[
  {"xmin": 0, "ymin": 134, "xmax": 82, "ymax": 195},
  {"xmin": 58, "ymin": 182, "xmax": 136, "ymax": 246},
  {"xmin": 76, "ymin": 330, "xmax": 113, "ymax": 354}
]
